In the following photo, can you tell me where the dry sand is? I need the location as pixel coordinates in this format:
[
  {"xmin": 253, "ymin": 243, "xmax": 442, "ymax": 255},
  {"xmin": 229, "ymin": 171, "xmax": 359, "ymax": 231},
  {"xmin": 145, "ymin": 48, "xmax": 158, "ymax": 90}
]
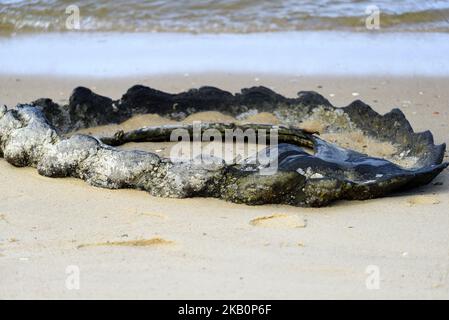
[{"xmin": 0, "ymin": 73, "xmax": 448, "ymax": 299}]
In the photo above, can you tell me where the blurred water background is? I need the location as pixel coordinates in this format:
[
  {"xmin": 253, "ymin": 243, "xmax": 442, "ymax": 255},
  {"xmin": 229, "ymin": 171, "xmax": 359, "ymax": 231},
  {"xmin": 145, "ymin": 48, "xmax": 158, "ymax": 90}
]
[
  {"xmin": 1, "ymin": 0, "xmax": 449, "ymax": 35},
  {"xmin": 1, "ymin": 1, "xmax": 449, "ymax": 76}
]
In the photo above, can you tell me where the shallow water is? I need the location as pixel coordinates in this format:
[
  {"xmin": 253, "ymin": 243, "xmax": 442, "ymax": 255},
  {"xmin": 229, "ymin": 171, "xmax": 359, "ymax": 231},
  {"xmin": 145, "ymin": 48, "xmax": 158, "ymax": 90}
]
[
  {"xmin": 1, "ymin": 32, "xmax": 449, "ymax": 76},
  {"xmin": 1, "ymin": 0, "xmax": 449, "ymax": 34}
]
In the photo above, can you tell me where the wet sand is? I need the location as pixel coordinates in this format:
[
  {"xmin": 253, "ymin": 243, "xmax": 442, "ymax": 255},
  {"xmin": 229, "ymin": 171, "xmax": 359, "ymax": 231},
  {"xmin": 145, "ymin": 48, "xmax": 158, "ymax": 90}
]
[{"xmin": 0, "ymin": 73, "xmax": 448, "ymax": 299}]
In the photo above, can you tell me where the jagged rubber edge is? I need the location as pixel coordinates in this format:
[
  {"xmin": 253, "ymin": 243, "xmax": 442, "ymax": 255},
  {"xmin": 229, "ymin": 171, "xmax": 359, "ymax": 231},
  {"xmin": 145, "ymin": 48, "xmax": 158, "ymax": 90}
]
[{"xmin": 31, "ymin": 85, "xmax": 445, "ymax": 167}]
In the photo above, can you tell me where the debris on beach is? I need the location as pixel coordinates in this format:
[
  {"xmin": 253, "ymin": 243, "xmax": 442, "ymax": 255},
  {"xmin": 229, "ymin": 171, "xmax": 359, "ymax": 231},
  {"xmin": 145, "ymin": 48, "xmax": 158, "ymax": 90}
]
[{"xmin": 0, "ymin": 85, "xmax": 447, "ymax": 207}]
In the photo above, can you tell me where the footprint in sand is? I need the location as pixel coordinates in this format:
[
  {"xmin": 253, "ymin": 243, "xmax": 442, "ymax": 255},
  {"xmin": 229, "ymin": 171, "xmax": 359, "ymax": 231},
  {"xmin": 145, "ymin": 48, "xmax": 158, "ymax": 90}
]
[
  {"xmin": 77, "ymin": 237, "xmax": 174, "ymax": 249},
  {"xmin": 250, "ymin": 214, "xmax": 307, "ymax": 229},
  {"xmin": 139, "ymin": 212, "xmax": 167, "ymax": 219},
  {"xmin": 406, "ymin": 195, "xmax": 440, "ymax": 206},
  {"xmin": 0, "ymin": 214, "xmax": 8, "ymax": 223}
]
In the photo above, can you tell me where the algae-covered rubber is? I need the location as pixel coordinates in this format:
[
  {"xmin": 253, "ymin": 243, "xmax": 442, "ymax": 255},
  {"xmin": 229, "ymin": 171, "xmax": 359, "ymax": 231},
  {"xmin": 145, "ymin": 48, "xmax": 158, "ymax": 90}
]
[{"xmin": 0, "ymin": 86, "xmax": 447, "ymax": 207}]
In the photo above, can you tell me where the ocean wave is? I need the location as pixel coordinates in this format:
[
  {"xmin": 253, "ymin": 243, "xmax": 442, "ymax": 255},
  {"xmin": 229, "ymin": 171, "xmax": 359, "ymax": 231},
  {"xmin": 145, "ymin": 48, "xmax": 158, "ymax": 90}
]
[{"xmin": 1, "ymin": 0, "xmax": 449, "ymax": 34}]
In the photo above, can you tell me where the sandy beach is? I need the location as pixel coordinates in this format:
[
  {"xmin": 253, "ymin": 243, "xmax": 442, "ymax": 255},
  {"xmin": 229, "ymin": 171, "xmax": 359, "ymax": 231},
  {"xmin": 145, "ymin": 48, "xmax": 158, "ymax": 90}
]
[{"xmin": 0, "ymin": 73, "xmax": 448, "ymax": 299}]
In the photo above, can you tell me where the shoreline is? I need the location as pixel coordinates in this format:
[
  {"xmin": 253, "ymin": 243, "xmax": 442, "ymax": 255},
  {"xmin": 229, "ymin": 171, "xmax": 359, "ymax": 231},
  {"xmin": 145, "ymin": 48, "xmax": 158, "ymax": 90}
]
[{"xmin": 2, "ymin": 32, "xmax": 449, "ymax": 76}]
